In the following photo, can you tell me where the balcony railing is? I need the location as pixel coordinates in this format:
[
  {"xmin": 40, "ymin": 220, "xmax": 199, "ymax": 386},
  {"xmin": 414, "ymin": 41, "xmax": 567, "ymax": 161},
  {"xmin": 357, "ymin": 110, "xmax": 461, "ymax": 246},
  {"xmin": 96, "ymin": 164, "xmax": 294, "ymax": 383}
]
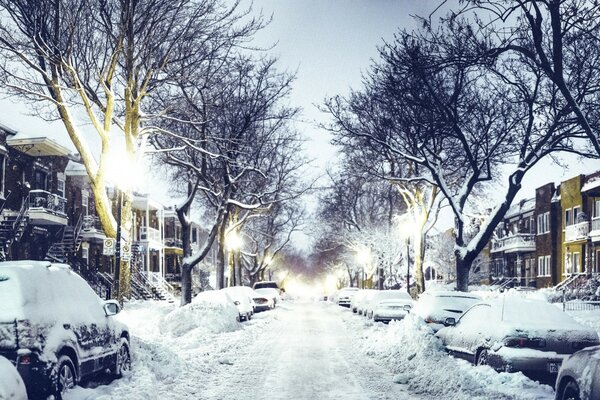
[
  {"xmin": 565, "ymin": 222, "xmax": 590, "ymax": 242},
  {"xmin": 82, "ymin": 215, "xmax": 103, "ymax": 231},
  {"xmin": 491, "ymin": 233, "xmax": 536, "ymax": 253},
  {"xmin": 140, "ymin": 226, "xmax": 161, "ymax": 242},
  {"xmin": 164, "ymin": 237, "xmax": 183, "ymax": 248},
  {"xmin": 28, "ymin": 190, "xmax": 67, "ymax": 216}
]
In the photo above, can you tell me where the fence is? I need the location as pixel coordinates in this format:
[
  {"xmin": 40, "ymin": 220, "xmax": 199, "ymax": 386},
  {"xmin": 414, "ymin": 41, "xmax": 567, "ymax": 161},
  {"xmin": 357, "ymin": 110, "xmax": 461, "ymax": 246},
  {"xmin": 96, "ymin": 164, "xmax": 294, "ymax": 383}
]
[{"xmin": 562, "ymin": 301, "xmax": 600, "ymax": 312}]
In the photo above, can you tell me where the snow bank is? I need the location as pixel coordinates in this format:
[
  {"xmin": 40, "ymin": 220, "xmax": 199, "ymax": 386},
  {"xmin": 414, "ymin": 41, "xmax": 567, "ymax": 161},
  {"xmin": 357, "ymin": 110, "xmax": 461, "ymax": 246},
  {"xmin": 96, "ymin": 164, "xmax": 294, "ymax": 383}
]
[
  {"xmin": 161, "ymin": 291, "xmax": 240, "ymax": 337},
  {"xmin": 352, "ymin": 313, "xmax": 554, "ymax": 400},
  {"xmin": 0, "ymin": 356, "xmax": 27, "ymax": 400}
]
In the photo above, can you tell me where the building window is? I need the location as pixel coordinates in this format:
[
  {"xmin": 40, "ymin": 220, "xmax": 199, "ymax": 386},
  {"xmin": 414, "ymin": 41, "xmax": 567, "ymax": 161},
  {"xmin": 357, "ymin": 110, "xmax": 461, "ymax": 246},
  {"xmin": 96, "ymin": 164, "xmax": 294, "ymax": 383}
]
[
  {"xmin": 573, "ymin": 206, "xmax": 581, "ymax": 224},
  {"xmin": 573, "ymin": 252, "xmax": 580, "ymax": 273},
  {"xmin": 537, "ymin": 212, "xmax": 550, "ymax": 234},
  {"xmin": 57, "ymin": 174, "xmax": 65, "ymax": 198},
  {"xmin": 0, "ymin": 154, "xmax": 5, "ymax": 197},
  {"xmin": 537, "ymin": 255, "xmax": 551, "ymax": 277},
  {"xmin": 594, "ymin": 199, "xmax": 600, "ymax": 219},
  {"xmin": 82, "ymin": 190, "xmax": 89, "ymax": 216},
  {"xmin": 565, "ymin": 208, "xmax": 571, "ymax": 227}
]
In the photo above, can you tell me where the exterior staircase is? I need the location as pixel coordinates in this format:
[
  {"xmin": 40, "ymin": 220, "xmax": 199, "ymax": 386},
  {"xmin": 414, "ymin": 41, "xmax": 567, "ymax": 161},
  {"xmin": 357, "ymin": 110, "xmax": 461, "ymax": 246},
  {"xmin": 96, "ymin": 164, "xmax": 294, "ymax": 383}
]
[
  {"xmin": 0, "ymin": 200, "xmax": 29, "ymax": 261},
  {"xmin": 45, "ymin": 215, "xmax": 84, "ymax": 263}
]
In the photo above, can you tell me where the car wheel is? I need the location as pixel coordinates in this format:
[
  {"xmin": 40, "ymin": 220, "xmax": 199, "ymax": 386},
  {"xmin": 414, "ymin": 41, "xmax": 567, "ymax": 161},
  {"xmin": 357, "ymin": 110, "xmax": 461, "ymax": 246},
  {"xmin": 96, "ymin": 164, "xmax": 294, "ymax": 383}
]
[
  {"xmin": 114, "ymin": 339, "xmax": 131, "ymax": 377},
  {"xmin": 560, "ymin": 379, "xmax": 581, "ymax": 400},
  {"xmin": 476, "ymin": 349, "xmax": 489, "ymax": 366},
  {"xmin": 54, "ymin": 355, "xmax": 76, "ymax": 399}
]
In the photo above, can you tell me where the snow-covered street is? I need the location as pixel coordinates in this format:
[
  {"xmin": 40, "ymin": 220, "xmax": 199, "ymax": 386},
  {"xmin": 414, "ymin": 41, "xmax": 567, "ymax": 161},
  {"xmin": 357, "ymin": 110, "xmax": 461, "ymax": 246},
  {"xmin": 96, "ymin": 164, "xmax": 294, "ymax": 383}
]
[{"xmin": 58, "ymin": 298, "xmax": 587, "ymax": 400}]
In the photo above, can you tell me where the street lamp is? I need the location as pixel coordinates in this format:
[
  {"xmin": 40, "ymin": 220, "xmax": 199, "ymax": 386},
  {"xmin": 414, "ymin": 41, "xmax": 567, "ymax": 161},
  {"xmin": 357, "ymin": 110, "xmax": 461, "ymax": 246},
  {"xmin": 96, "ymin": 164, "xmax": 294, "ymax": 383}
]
[
  {"xmin": 398, "ymin": 215, "xmax": 416, "ymax": 295},
  {"xmin": 225, "ymin": 230, "xmax": 242, "ymax": 286}
]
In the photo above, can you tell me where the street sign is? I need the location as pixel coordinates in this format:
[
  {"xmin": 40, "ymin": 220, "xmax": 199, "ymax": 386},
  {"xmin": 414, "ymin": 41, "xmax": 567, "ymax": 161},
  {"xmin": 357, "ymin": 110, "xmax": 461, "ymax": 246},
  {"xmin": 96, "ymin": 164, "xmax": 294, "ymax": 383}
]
[
  {"xmin": 121, "ymin": 242, "xmax": 131, "ymax": 261},
  {"xmin": 103, "ymin": 238, "xmax": 115, "ymax": 255}
]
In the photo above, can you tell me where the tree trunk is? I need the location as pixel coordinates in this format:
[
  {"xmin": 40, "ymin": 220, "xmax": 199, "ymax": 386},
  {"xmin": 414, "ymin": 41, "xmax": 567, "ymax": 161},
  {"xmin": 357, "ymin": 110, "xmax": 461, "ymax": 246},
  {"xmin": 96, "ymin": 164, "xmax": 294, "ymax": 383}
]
[
  {"xmin": 216, "ymin": 223, "xmax": 226, "ymax": 289},
  {"xmin": 455, "ymin": 254, "xmax": 473, "ymax": 292},
  {"xmin": 413, "ymin": 230, "xmax": 426, "ymax": 294},
  {"xmin": 235, "ymin": 251, "xmax": 242, "ymax": 286}
]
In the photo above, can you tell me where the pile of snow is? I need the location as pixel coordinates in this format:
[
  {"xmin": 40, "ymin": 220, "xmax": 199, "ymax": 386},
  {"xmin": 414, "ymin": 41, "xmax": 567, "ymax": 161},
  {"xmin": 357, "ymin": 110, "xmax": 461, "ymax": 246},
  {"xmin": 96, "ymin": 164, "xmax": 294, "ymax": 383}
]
[
  {"xmin": 161, "ymin": 291, "xmax": 240, "ymax": 337},
  {"xmin": 0, "ymin": 356, "xmax": 27, "ymax": 400},
  {"xmin": 351, "ymin": 313, "xmax": 554, "ymax": 400}
]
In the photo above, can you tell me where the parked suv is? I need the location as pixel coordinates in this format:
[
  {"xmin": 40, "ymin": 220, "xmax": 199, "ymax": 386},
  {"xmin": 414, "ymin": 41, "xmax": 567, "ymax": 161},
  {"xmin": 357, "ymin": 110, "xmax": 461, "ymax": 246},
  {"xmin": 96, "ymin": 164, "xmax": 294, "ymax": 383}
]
[{"xmin": 0, "ymin": 261, "xmax": 131, "ymax": 399}]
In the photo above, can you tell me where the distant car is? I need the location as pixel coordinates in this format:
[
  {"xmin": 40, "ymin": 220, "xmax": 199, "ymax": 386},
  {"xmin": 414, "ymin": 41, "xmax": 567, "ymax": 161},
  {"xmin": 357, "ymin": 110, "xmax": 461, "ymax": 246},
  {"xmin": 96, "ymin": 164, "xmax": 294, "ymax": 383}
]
[
  {"xmin": 221, "ymin": 287, "xmax": 254, "ymax": 321},
  {"xmin": 436, "ymin": 297, "xmax": 600, "ymax": 380},
  {"xmin": 364, "ymin": 290, "xmax": 413, "ymax": 322},
  {"xmin": 337, "ymin": 287, "xmax": 359, "ymax": 307},
  {"xmin": 0, "ymin": 261, "xmax": 130, "ymax": 399},
  {"xmin": 254, "ymin": 288, "xmax": 281, "ymax": 307},
  {"xmin": 555, "ymin": 345, "xmax": 600, "ymax": 400},
  {"xmin": 411, "ymin": 290, "xmax": 481, "ymax": 332},
  {"xmin": 253, "ymin": 281, "xmax": 280, "ymax": 291},
  {"xmin": 0, "ymin": 355, "xmax": 27, "ymax": 400},
  {"xmin": 350, "ymin": 290, "xmax": 369, "ymax": 313},
  {"xmin": 251, "ymin": 289, "xmax": 274, "ymax": 312}
]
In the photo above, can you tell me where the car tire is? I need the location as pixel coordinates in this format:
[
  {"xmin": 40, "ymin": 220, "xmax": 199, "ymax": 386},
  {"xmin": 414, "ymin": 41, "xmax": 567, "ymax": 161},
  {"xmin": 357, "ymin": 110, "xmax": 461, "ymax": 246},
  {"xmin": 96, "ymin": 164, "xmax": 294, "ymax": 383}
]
[
  {"xmin": 559, "ymin": 379, "xmax": 581, "ymax": 400},
  {"xmin": 476, "ymin": 349, "xmax": 489, "ymax": 366},
  {"xmin": 114, "ymin": 339, "xmax": 131, "ymax": 377},
  {"xmin": 53, "ymin": 355, "xmax": 76, "ymax": 399}
]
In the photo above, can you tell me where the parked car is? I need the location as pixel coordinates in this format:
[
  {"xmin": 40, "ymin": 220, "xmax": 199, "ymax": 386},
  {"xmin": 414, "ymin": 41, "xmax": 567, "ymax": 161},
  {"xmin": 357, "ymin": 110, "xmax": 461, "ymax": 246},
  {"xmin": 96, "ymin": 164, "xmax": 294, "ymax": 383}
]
[
  {"xmin": 237, "ymin": 286, "xmax": 258, "ymax": 314},
  {"xmin": 411, "ymin": 290, "xmax": 482, "ymax": 332},
  {"xmin": 0, "ymin": 261, "xmax": 131, "ymax": 399},
  {"xmin": 436, "ymin": 297, "xmax": 600, "ymax": 380},
  {"xmin": 355, "ymin": 289, "xmax": 377, "ymax": 315},
  {"xmin": 0, "ymin": 355, "xmax": 27, "ymax": 400},
  {"xmin": 336, "ymin": 287, "xmax": 359, "ymax": 307},
  {"xmin": 555, "ymin": 345, "xmax": 600, "ymax": 400},
  {"xmin": 221, "ymin": 287, "xmax": 254, "ymax": 321},
  {"xmin": 250, "ymin": 289, "xmax": 274, "ymax": 312},
  {"xmin": 364, "ymin": 290, "xmax": 413, "ymax": 322},
  {"xmin": 254, "ymin": 287, "xmax": 281, "ymax": 307},
  {"xmin": 350, "ymin": 289, "xmax": 369, "ymax": 313},
  {"xmin": 253, "ymin": 280, "xmax": 280, "ymax": 291}
]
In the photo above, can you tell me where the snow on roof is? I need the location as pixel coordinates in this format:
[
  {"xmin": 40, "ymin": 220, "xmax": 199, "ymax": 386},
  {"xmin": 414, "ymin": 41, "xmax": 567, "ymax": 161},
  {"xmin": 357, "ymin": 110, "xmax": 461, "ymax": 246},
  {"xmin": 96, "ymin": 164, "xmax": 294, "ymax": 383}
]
[
  {"xmin": 505, "ymin": 197, "xmax": 535, "ymax": 219},
  {"xmin": 582, "ymin": 177, "xmax": 600, "ymax": 193},
  {"xmin": 65, "ymin": 159, "xmax": 87, "ymax": 176}
]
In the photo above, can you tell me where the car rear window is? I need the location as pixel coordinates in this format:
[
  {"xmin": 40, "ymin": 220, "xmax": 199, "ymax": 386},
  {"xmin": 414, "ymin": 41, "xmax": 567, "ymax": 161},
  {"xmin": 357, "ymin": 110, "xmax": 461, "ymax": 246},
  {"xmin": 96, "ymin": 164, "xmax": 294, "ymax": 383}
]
[
  {"xmin": 253, "ymin": 282, "xmax": 279, "ymax": 290},
  {"xmin": 0, "ymin": 271, "xmax": 22, "ymax": 322}
]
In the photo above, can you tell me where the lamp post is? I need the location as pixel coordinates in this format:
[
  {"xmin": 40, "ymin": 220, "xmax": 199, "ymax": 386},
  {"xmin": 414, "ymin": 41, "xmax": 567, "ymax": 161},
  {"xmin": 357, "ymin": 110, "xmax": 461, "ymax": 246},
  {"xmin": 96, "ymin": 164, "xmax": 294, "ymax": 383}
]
[
  {"xmin": 225, "ymin": 230, "xmax": 242, "ymax": 286},
  {"xmin": 406, "ymin": 235, "xmax": 410, "ymax": 294},
  {"xmin": 113, "ymin": 188, "xmax": 123, "ymax": 298}
]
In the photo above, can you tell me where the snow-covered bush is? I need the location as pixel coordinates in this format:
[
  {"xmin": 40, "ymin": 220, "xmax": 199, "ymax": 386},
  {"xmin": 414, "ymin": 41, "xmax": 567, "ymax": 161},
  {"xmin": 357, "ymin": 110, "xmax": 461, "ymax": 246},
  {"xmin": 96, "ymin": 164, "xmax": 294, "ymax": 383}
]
[{"xmin": 0, "ymin": 356, "xmax": 27, "ymax": 400}]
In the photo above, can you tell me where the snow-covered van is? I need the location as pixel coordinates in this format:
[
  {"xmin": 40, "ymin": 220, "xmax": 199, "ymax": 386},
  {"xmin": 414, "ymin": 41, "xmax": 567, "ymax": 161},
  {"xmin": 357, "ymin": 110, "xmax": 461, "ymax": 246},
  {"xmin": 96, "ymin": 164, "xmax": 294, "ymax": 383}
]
[{"xmin": 0, "ymin": 261, "xmax": 130, "ymax": 399}]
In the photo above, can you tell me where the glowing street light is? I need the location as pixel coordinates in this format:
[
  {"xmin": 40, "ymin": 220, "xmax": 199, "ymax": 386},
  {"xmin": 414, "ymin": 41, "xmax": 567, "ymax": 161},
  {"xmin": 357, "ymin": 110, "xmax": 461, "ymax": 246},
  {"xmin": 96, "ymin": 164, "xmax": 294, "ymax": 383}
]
[{"xmin": 225, "ymin": 230, "xmax": 243, "ymax": 250}]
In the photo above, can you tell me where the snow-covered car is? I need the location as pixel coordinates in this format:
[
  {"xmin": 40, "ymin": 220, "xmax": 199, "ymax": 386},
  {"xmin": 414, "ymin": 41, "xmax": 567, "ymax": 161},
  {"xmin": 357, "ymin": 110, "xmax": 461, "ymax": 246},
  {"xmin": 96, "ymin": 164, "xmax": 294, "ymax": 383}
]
[
  {"xmin": 555, "ymin": 345, "xmax": 600, "ymax": 400},
  {"xmin": 221, "ymin": 287, "xmax": 254, "ymax": 321},
  {"xmin": 254, "ymin": 288, "xmax": 281, "ymax": 307},
  {"xmin": 350, "ymin": 289, "xmax": 368, "ymax": 313},
  {"xmin": 251, "ymin": 290, "xmax": 274, "ymax": 312},
  {"xmin": 411, "ymin": 290, "xmax": 481, "ymax": 332},
  {"xmin": 336, "ymin": 287, "xmax": 359, "ymax": 307},
  {"xmin": 253, "ymin": 280, "xmax": 280, "ymax": 291},
  {"xmin": 355, "ymin": 289, "xmax": 377, "ymax": 315},
  {"xmin": 0, "ymin": 355, "xmax": 27, "ymax": 400},
  {"xmin": 364, "ymin": 290, "xmax": 413, "ymax": 322},
  {"xmin": 436, "ymin": 297, "xmax": 600, "ymax": 379},
  {"xmin": 236, "ymin": 286, "xmax": 258, "ymax": 313},
  {"xmin": 0, "ymin": 261, "xmax": 130, "ymax": 399}
]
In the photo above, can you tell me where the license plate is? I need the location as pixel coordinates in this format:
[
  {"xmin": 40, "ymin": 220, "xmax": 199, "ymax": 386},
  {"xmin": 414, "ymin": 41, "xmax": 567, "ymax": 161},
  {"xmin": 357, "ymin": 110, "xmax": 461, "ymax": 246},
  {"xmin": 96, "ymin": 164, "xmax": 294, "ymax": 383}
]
[{"xmin": 547, "ymin": 362, "xmax": 561, "ymax": 373}]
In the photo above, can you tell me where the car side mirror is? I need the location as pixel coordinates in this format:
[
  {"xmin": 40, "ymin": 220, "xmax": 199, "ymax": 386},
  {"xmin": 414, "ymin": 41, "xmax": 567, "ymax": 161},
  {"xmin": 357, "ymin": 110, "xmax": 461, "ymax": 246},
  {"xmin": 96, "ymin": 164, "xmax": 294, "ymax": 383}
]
[
  {"xmin": 103, "ymin": 300, "xmax": 121, "ymax": 316},
  {"xmin": 444, "ymin": 317, "xmax": 456, "ymax": 327},
  {"xmin": 403, "ymin": 304, "xmax": 412, "ymax": 311},
  {"xmin": 234, "ymin": 301, "xmax": 240, "ymax": 306}
]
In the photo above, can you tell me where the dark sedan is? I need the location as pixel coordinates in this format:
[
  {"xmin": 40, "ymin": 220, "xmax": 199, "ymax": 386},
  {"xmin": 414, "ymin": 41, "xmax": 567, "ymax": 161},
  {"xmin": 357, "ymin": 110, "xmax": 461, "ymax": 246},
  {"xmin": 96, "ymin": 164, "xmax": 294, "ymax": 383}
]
[
  {"xmin": 436, "ymin": 297, "xmax": 599, "ymax": 381},
  {"xmin": 555, "ymin": 345, "xmax": 600, "ymax": 400}
]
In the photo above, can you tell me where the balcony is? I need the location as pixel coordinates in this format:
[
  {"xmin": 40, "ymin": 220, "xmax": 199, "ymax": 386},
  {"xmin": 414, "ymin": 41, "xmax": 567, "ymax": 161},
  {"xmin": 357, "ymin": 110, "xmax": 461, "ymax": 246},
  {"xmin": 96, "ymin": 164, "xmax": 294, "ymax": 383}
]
[
  {"xmin": 164, "ymin": 237, "xmax": 183, "ymax": 249},
  {"xmin": 80, "ymin": 215, "xmax": 106, "ymax": 241},
  {"xmin": 491, "ymin": 233, "xmax": 536, "ymax": 254},
  {"xmin": 140, "ymin": 226, "xmax": 162, "ymax": 250},
  {"xmin": 27, "ymin": 190, "xmax": 68, "ymax": 225},
  {"xmin": 565, "ymin": 222, "xmax": 590, "ymax": 243}
]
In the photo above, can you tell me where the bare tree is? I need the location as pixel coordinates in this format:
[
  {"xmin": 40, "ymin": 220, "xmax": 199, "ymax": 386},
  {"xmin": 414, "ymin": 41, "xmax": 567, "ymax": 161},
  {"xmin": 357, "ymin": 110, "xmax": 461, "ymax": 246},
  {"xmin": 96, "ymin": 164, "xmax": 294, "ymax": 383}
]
[
  {"xmin": 0, "ymin": 0, "xmax": 263, "ymax": 300},
  {"xmin": 325, "ymin": 19, "xmax": 594, "ymax": 291}
]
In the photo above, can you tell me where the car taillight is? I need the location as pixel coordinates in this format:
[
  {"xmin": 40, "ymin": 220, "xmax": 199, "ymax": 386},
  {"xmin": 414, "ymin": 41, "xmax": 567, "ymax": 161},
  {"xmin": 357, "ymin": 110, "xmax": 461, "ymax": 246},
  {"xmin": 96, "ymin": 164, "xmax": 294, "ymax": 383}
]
[
  {"xmin": 504, "ymin": 337, "xmax": 546, "ymax": 348},
  {"xmin": 18, "ymin": 354, "xmax": 32, "ymax": 365}
]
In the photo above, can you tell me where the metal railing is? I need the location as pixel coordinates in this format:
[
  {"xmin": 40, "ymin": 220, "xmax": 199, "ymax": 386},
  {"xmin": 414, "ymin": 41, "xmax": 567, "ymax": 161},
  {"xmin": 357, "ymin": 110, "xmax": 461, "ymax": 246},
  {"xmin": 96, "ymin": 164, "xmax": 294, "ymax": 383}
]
[
  {"xmin": 562, "ymin": 301, "xmax": 600, "ymax": 312},
  {"xmin": 140, "ymin": 226, "xmax": 161, "ymax": 242},
  {"xmin": 140, "ymin": 271, "xmax": 177, "ymax": 302},
  {"xmin": 82, "ymin": 215, "xmax": 103, "ymax": 232},
  {"xmin": 565, "ymin": 222, "xmax": 590, "ymax": 242},
  {"xmin": 28, "ymin": 190, "xmax": 67, "ymax": 216},
  {"xmin": 491, "ymin": 233, "xmax": 536, "ymax": 253},
  {"xmin": 164, "ymin": 237, "xmax": 183, "ymax": 248}
]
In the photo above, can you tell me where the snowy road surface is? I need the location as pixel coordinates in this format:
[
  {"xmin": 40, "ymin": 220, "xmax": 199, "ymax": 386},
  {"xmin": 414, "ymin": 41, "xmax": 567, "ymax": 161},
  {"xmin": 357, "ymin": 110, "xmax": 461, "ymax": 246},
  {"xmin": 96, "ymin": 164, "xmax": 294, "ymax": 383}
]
[
  {"xmin": 66, "ymin": 299, "xmax": 560, "ymax": 400},
  {"xmin": 203, "ymin": 301, "xmax": 413, "ymax": 400}
]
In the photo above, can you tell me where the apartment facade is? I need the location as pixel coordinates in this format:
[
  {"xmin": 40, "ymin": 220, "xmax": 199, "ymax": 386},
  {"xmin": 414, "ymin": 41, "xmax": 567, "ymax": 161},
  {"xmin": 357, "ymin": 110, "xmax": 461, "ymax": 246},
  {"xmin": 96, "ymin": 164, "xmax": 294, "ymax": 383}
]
[{"xmin": 490, "ymin": 171, "xmax": 600, "ymax": 288}]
